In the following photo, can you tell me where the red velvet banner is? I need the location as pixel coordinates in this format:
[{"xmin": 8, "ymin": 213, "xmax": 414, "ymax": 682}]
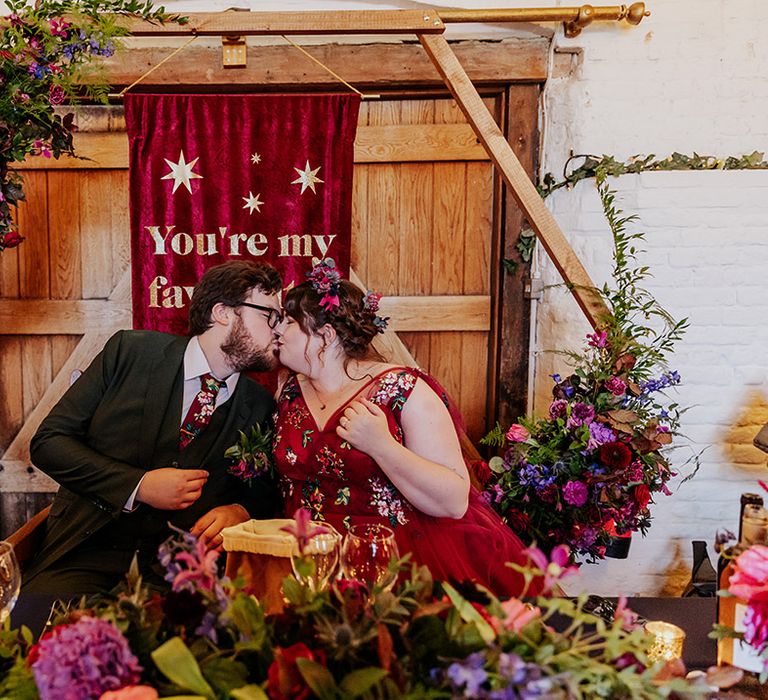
[{"xmin": 125, "ymin": 93, "xmax": 360, "ymax": 334}]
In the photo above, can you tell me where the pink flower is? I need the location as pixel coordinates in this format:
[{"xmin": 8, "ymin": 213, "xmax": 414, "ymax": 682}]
[
  {"xmin": 604, "ymin": 376, "xmax": 627, "ymax": 396},
  {"xmin": 743, "ymin": 593, "xmax": 768, "ymax": 651},
  {"xmin": 523, "ymin": 544, "xmax": 578, "ymax": 594},
  {"xmin": 729, "ymin": 545, "xmax": 768, "ymax": 601},
  {"xmin": 280, "ymin": 507, "xmax": 328, "ymax": 555},
  {"xmin": 172, "ymin": 539, "xmax": 219, "ymax": 592},
  {"xmin": 100, "ymin": 687, "xmax": 159, "ymax": 700},
  {"xmin": 506, "ymin": 424, "xmax": 530, "ymax": 442},
  {"xmin": 587, "ymin": 330, "xmax": 608, "ymax": 348},
  {"xmin": 614, "ymin": 596, "xmax": 642, "ymax": 631},
  {"xmin": 563, "ymin": 480, "xmax": 588, "ymax": 507},
  {"xmin": 496, "ymin": 597, "xmax": 540, "ymax": 633}
]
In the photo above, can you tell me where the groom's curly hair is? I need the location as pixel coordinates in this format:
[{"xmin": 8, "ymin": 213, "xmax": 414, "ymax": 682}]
[{"xmin": 188, "ymin": 261, "xmax": 282, "ymax": 336}]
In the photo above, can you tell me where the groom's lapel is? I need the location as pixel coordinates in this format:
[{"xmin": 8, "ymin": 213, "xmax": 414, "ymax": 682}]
[{"xmin": 137, "ymin": 336, "xmax": 187, "ymax": 468}]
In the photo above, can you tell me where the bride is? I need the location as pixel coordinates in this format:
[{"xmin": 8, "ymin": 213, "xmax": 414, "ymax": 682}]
[{"xmin": 272, "ymin": 259, "xmax": 539, "ymax": 597}]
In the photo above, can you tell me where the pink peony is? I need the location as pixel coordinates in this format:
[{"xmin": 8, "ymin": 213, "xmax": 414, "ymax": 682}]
[
  {"xmin": 506, "ymin": 424, "xmax": 530, "ymax": 442},
  {"xmin": 729, "ymin": 545, "xmax": 768, "ymax": 601}
]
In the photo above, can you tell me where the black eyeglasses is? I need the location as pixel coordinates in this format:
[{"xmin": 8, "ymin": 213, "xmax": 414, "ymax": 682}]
[{"xmin": 236, "ymin": 303, "xmax": 284, "ymax": 329}]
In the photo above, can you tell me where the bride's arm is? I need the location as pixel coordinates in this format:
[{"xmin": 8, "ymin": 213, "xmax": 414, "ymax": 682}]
[{"xmin": 338, "ymin": 380, "xmax": 470, "ymax": 518}]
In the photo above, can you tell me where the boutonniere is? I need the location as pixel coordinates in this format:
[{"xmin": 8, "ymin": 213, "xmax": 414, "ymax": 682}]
[{"xmin": 225, "ymin": 424, "xmax": 272, "ymax": 483}]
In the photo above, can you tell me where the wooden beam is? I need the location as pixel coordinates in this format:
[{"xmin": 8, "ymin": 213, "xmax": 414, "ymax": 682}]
[
  {"xmin": 17, "ymin": 124, "xmax": 488, "ymax": 170},
  {"xmin": 418, "ymin": 33, "xmax": 609, "ymax": 330},
  {"xmin": 116, "ymin": 10, "xmax": 445, "ymax": 36},
  {"xmin": 0, "ymin": 296, "xmax": 488, "ymax": 334},
  {"xmin": 379, "ymin": 296, "xmax": 489, "ymax": 332},
  {"xmin": 0, "ymin": 300, "xmax": 131, "ymax": 333},
  {"xmin": 84, "ymin": 41, "xmax": 548, "ymax": 88}
]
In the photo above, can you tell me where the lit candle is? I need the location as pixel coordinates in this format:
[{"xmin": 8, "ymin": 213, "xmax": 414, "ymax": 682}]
[{"xmin": 645, "ymin": 621, "xmax": 686, "ymax": 662}]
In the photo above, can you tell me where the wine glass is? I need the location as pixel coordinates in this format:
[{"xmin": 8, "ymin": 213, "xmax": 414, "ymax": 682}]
[
  {"xmin": 291, "ymin": 527, "xmax": 341, "ymax": 592},
  {"xmin": 0, "ymin": 541, "xmax": 21, "ymax": 625},
  {"xmin": 340, "ymin": 524, "xmax": 399, "ymax": 591}
]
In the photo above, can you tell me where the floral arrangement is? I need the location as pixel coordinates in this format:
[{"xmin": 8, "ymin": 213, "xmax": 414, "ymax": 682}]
[
  {"xmin": 483, "ymin": 174, "xmax": 693, "ymax": 562},
  {"xmin": 225, "ymin": 424, "xmax": 273, "ymax": 483},
  {"xmin": 0, "ymin": 515, "xmax": 737, "ymax": 700},
  {"xmin": 0, "ymin": 0, "xmax": 182, "ymax": 251},
  {"xmin": 713, "ymin": 543, "xmax": 768, "ymax": 682}
]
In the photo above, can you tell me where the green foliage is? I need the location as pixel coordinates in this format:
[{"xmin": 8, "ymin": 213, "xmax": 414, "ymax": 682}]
[{"xmin": 0, "ymin": 0, "xmax": 183, "ymax": 249}]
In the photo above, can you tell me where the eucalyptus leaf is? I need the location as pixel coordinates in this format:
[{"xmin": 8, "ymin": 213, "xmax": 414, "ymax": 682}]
[
  {"xmin": 339, "ymin": 667, "xmax": 389, "ymax": 697},
  {"xmin": 295, "ymin": 657, "xmax": 338, "ymax": 700},
  {"xmin": 230, "ymin": 685, "xmax": 270, "ymax": 700},
  {"xmin": 151, "ymin": 637, "xmax": 216, "ymax": 699}
]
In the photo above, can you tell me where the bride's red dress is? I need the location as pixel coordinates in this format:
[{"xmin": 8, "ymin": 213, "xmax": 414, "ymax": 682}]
[{"xmin": 273, "ymin": 367, "xmax": 536, "ymax": 598}]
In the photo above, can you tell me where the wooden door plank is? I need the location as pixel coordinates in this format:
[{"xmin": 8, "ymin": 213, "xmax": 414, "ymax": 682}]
[
  {"xmin": 0, "ymin": 337, "xmax": 23, "ymax": 454},
  {"xmin": 22, "ymin": 337, "xmax": 53, "ymax": 420},
  {"xmin": 419, "ymin": 33, "xmax": 607, "ymax": 329},
  {"xmin": 17, "ymin": 171, "xmax": 49, "ymax": 299},
  {"xmin": 80, "ymin": 172, "xmax": 115, "ymax": 298},
  {"xmin": 49, "ymin": 171, "xmax": 82, "ymax": 300}
]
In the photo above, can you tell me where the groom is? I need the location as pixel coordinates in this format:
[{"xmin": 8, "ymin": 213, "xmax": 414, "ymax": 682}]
[{"xmin": 22, "ymin": 260, "xmax": 283, "ymax": 595}]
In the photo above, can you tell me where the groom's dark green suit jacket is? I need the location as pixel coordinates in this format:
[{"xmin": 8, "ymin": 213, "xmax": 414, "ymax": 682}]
[{"xmin": 24, "ymin": 330, "xmax": 276, "ymax": 586}]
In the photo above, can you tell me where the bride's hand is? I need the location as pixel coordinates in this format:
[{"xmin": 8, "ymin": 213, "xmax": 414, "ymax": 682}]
[{"xmin": 337, "ymin": 398, "xmax": 393, "ymax": 456}]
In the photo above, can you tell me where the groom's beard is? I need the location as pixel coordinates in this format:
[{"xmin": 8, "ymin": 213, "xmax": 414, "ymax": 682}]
[{"xmin": 221, "ymin": 316, "xmax": 277, "ymax": 373}]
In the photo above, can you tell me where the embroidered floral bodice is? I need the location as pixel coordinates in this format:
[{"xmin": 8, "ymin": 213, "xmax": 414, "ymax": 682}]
[
  {"xmin": 274, "ymin": 368, "xmax": 417, "ymax": 530},
  {"xmin": 272, "ymin": 367, "xmax": 539, "ymax": 597}
]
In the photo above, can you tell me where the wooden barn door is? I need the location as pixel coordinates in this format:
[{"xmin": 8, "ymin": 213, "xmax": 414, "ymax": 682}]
[{"xmin": 0, "ymin": 80, "xmax": 541, "ymax": 537}]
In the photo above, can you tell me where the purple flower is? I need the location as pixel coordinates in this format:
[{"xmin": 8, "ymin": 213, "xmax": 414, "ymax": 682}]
[
  {"xmin": 604, "ymin": 376, "xmax": 626, "ymax": 396},
  {"xmin": 563, "ymin": 480, "xmax": 589, "ymax": 507},
  {"xmin": 31, "ymin": 617, "xmax": 141, "ymax": 700},
  {"xmin": 566, "ymin": 402, "xmax": 595, "ymax": 429},
  {"xmin": 586, "ymin": 422, "xmax": 616, "ymax": 451},
  {"xmin": 548, "ymin": 399, "xmax": 567, "ymax": 419},
  {"xmin": 446, "ymin": 652, "xmax": 488, "ymax": 698}
]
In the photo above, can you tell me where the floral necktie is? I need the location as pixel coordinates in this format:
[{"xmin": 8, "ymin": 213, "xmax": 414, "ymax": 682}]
[{"xmin": 180, "ymin": 373, "xmax": 224, "ymax": 450}]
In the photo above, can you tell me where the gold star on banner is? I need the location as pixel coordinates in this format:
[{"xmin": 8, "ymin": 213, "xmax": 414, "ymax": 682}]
[
  {"xmin": 161, "ymin": 150, "xmax": 202, "ymax": 194},
  {"xmin": 251, "ymin": 152, "xmax": 262, "ymax": 164},
  {"xmin": 292, "ymin": 160, "xmax": 324, "ymax": 195},
  {"xmin": 242, "ymin": 191, "xmax": 264, "ymax": 214}
]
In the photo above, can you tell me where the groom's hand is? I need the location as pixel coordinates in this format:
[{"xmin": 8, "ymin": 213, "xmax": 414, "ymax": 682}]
[
  {"xmin": 136, "ymin": 467, "xmax": 208, "ymax": 510},
  {"xmin": 191, "ymin": 504, "xmax": 250, "ymax": 550}
]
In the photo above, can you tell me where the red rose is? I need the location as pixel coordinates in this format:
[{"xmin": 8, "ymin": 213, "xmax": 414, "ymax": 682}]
[
  {"xmin": 49, "ymin": 84, "xmax": 66, "ymax": 105},
  {"xmin": 2, "ymin": 230, "xmax": 24, "ymax": 249},
  {"xmin": 505, "ymin": 508, "xmax": 531, "ymax": 533},
  {"xmin": 633, "ymin": 484, "xmax": 651, "ymax": 509},
  {"xmin": 333, "ymin": 578, "xmax": 368, "ymax": 621},
  {"xmin": 598, "ymin": 441, "xmax": 632, "ymax": 470},
  {"xmin": 267, "ymin": 642, "xmax": 326, "ymax": 700}
]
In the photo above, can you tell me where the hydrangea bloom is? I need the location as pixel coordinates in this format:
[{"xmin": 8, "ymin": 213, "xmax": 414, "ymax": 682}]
[{"xmin": 31, "ymin": 617, "xmax": 141, "ymax": 700}]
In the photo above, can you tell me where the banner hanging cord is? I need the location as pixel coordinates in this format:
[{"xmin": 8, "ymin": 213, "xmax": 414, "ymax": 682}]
[
  {"xmin": 112, "ymin": 34, "xmax": 199, "ymax": 99},
  {"xmin": 280, "ymin": 35, "xmax": 378, "ymax": 100}
]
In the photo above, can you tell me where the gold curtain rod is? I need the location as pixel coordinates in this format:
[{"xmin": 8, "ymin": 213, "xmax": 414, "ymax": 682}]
[{"xmin": 439, "ymin": 3, "xmax": 650, "ymax": 38}]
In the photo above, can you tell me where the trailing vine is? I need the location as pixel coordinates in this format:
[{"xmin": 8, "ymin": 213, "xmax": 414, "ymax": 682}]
[{"xmin": 513, "ymin": 151, "xmax": 768, "ymax": 264}]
